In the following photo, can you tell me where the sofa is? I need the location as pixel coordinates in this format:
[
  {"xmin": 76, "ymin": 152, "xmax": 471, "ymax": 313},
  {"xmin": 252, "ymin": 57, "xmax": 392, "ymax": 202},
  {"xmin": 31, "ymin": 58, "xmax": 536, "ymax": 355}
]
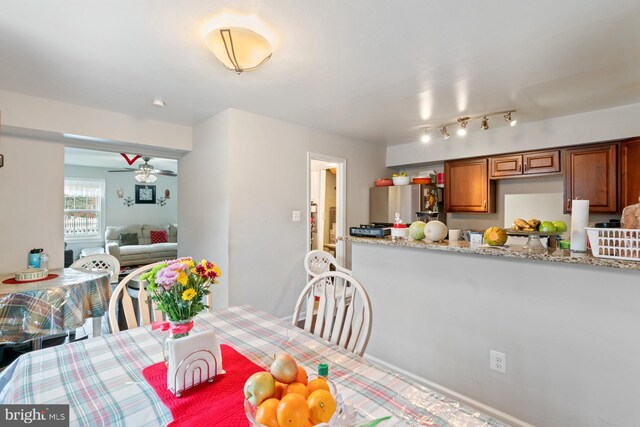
[{"xmin": 105, "ymin": 224, "xmax": 177, "ymax": 267}]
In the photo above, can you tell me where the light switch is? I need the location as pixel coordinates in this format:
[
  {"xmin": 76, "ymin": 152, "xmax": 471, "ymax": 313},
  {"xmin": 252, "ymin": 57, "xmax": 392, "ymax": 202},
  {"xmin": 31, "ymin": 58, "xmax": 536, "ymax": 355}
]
[{"xmin": 292, "ymin": 210, "xmax": 301, "ymax": 222}]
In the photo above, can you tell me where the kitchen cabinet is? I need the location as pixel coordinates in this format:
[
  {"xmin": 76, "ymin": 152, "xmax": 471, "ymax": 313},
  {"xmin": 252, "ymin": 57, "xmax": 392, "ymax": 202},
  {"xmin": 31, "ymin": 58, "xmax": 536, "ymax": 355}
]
[
  {"xmin": 622, "ymin": 138, "xmax": 640, "ymax": 207},
  {"xmin": 489, "ymin": 150, "xmax": 560, "ymax": 179},
  {"xmin": 564, "ymin": 143, "xmax": 617, "ymax": 213},
  {"xmin": 445, "ymin": 158, "xmax": 495, "ymax": 213}
]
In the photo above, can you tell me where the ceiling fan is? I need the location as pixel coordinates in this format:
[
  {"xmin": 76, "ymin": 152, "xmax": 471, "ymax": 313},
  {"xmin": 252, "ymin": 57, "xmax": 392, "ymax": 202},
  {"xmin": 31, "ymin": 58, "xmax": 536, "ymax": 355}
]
[{"xmin": 108, "ymin": 156, "xmax": 177, "ymax": 183}]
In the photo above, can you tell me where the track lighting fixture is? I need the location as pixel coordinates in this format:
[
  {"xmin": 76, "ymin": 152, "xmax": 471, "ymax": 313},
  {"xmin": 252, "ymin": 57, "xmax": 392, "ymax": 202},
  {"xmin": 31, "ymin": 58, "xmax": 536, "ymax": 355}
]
[
  {"xmin": 420, "ymin": 109, "xmax": 515, "ymax": 141},
  {"xmin": 420, "ymin": 129, "xmax": 431, "ymax": 143},
  {"xmin": 457, "ymin": 117, "xmax": 469, "ymax": 136},
  {"xmin": 481, "ymin": 116, "xmax": 489, "ymax": 130},
  {"xmin": 504, "ymin": 111, "xmax": 517, "ymax": 126}
]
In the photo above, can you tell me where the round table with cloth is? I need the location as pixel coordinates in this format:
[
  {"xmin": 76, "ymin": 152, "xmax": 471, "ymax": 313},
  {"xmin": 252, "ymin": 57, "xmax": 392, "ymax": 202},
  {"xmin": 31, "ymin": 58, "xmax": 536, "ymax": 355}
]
[{"xmin": 0, "ymin": 268, "xmax": 111, "ymax": 344}]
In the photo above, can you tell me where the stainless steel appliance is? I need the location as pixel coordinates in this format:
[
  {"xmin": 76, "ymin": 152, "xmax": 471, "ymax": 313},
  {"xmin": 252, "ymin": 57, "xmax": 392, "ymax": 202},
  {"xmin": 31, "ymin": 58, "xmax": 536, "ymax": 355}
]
[
  {"xmin": 349, "ymin": 224, "xmax": 391, "ymax": 238},
  {"xmin": 370, "ymin": 184, "xmax": 445, "ymax": 225}
]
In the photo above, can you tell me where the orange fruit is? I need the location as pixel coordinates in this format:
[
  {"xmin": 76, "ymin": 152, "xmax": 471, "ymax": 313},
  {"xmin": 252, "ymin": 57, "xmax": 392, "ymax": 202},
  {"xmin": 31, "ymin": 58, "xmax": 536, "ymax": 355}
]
[
  {"xmin": 282, "ymin": 382, "xmax": 309, "ymax": 399},
  {"xmin": 307, "ymin": 390, "xmax": 336, "ymax": 424},
  {"xmin": 307, "ymin": 378, "xmax": 330, "ymax": 394},
  {"xmin": 273, "ymin": 382, "xmax": 286, "ymax": 400},
  {"xmin": 256, "ymin": 398, "xmax": 280, "ymax": 427},
  {"xmin": 295, "ymin": 366, "xmax": 308, "ymax": 385},
  {"xmin": 277, "ymin": 394, "xmax": 309, "ymax": 427}
]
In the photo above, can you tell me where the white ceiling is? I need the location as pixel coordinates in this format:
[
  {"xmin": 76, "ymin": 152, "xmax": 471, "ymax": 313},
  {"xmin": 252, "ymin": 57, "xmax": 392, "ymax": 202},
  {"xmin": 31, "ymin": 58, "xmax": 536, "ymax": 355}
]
[
  {"xmin": 2, "ymin": 1, "xmax": 640, "ymax": 145},
  {"xmin": 65, "ymin": 147, "xmax": 177, "ymax": 172}
]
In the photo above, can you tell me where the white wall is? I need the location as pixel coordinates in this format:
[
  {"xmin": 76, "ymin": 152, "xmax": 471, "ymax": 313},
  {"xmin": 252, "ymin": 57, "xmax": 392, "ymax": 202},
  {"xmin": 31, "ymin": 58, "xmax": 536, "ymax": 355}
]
[
  {"xmin": 226, "ymin": 109, "xmax": 389, "ymax": 317},
  {"xmin": 352, "ymin": 242, "xmax": 640, "ymax": 427},
  {"xmin": 0, "ymin": 135, "xmax": 64, "ymax": 274},
  {"xmin": 178, "ymin": 111, "xmax": 230, "ymax": 309},
  {"xmin": 63, "ymin": 164, "xmax": 178, "ymax": 257},
  {"xmin": 387, "ymin": 102, "xmax": 640, "ymax": 167}
]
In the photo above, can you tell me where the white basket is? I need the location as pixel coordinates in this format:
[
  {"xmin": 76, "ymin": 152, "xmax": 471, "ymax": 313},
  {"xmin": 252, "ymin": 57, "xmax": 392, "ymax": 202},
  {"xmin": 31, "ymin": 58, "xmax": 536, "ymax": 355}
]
[{"xmin": 586, "ymin": 227, "xmax": 640, "ymax": 261}]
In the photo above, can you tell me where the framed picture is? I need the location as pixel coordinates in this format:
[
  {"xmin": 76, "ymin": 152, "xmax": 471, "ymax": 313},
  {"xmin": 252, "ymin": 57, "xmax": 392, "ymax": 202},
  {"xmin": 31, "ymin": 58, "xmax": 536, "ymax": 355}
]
[{"xmin": 135, "ymin": 185, "xmax": 156, "ymax": 204}]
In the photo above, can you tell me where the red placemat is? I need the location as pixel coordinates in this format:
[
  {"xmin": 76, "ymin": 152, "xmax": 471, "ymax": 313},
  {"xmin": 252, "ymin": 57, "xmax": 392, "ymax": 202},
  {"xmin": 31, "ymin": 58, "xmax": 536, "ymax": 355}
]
[
  {"xmin": 142, "ymin": 344, "xmax": 264, "ymax": 427},
  {"xmin": 2, "ymin": 274, "xmax": 59, "ymax": 285}
]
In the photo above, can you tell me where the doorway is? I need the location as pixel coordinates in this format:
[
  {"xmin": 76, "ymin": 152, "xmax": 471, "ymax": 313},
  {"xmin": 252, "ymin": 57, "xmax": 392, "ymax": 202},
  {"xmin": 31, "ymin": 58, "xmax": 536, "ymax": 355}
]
[{"xmin": 307, "ymin": 153, "xmax": 346, "ymax": 266}]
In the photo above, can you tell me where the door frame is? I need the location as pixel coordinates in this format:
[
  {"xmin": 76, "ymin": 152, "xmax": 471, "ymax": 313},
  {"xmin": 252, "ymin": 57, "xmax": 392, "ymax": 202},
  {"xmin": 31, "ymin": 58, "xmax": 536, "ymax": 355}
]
[{"xmin": 307, "ymin": 152, "xmax": 347, "ymax": 266}]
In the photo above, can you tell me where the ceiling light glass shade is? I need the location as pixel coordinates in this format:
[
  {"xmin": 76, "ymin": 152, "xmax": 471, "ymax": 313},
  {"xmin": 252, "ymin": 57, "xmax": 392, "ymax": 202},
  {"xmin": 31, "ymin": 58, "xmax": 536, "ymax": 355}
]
[
  {"xmin": 504, "ymin": 112, "xmax": 517, "ymax": 126},
  {"xmin": 440, "ymin": 127, "xmax": 450, "ymax": 139},
  {"xmin": 481, "ymin": 117, "xmax": 489, "ymax": 130},
  {"xmin": 135, "ymin": 173, "xmax": 157, "ymax": 184},
  {"xmin": 421, "ymin": 130, "xmax": 431, "ymax": 143},
  {"xmin": 205, "ymin": 27, "xmax": 272, "ymax": 73}
]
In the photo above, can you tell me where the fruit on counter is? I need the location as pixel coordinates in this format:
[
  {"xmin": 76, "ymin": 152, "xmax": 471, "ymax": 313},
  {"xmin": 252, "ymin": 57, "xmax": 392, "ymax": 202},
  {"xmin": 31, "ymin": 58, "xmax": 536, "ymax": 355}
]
[
  {"xmin": 256, "ymin": 398, "xmax": 281, "ymax": 427},
  {"xmin": 392, "ymin": 170, "xmax": 407, "ymax": 177},
  {"xmin": 511, "ymin": 218, "xmax": 536, "ymax": 231},
  {"xmin": 307, "ymin": 377, "xmax": 331, "ymax": 394},
  {"xmin": 245, "ymin": 371, "xmax": 277, "ymax": 406},
  {"xmin": 277, "ymin": 393, "xmax": 310, "ymax": 427},
  {"xmin": 408, "ymin": 221, "xmax": 426, "ymax": 240},
  {"xmin": 553, "ymin": 220, "xmax": 568, "ymax": 232},
  {"xmin": 484, "ymin": 227, "xmax": 508, "ymax": 246},
  {"xmin": 527, "ymin": 219, "xmax": 541, "ymax": 229},
  {"xmin": 282, "ymin": 382, "xmax": 310, "ymax": 399},
  {"xmin": 295, "ymin": 366, "xmax": 308, "ymax": 385},
  {"xmin": 271, "ymin": 353, "xmax": 299, "ymax": 384},
  {"xmin": 308, "ymin": 390, "xmax": 337, "ymax": 425},
  {"xmin": 423, "ymin": 220, "xmax": 448, "ymax": 242},
  {"xmin": 538, "ymin": 221, "xmax": 556, "ymax": 232}
]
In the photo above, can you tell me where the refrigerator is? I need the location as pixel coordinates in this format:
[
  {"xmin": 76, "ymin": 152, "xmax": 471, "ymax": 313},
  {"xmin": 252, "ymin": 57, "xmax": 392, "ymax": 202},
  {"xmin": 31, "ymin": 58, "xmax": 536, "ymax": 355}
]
[{"xmin": 369, "ymin": 184, "xmax": 445, "ymax": 225}]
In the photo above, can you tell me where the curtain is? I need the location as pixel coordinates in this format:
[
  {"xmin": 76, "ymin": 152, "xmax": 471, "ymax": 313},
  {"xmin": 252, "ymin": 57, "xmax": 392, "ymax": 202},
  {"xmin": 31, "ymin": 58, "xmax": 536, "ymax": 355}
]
[{"xmin": 64, "ymin": 178, "xmax": 104, "ymax": 197}]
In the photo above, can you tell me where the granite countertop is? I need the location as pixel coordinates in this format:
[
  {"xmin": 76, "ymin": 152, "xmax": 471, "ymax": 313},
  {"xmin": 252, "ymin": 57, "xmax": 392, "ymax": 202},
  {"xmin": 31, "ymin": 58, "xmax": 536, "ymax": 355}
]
[{"xmin": 341, "ymin": 236, "xmax": 640, "ymax": 271}]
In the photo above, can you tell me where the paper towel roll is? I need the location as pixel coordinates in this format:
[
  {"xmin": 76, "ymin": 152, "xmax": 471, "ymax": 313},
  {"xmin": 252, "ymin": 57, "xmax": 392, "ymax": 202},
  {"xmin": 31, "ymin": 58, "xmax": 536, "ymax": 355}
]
[{"xmin": 570, "ymin": 199, "xmax": 589, "ymax": 252}]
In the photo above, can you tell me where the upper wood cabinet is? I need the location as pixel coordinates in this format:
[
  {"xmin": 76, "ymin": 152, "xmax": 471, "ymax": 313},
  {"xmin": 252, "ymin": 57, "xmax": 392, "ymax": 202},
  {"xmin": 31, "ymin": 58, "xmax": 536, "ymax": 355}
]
[
  {"xmin": 622, "ymin": 138, "xmax": 640, "ymax": 208},
  {"xmin": 489, "ymin": 150, "xmax": 560, "ymax": 179},
  {"xmin": 563, "ymin": 143, "xmax": 617, "ymax": 213},
  {"xmin": 445, "ymin": 158, "xmax": 495, "ymax": 213}
]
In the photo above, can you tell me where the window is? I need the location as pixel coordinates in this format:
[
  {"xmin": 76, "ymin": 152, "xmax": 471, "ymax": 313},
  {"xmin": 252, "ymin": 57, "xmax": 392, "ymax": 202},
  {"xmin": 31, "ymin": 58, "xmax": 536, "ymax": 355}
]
[{"xmin": 64, "ymin": 178, "xmax": 105, "ymax": 239}]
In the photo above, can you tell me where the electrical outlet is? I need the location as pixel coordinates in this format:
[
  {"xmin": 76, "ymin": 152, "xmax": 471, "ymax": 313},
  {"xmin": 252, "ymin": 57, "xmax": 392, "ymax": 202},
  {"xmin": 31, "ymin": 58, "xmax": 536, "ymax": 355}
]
[
  {"xmin": 490, "ymin": 350, "xmax": 507, "ymax": 373},
  {"xmin": 292, "ymin": 210, "xmax": 301, "ymax": 222}
]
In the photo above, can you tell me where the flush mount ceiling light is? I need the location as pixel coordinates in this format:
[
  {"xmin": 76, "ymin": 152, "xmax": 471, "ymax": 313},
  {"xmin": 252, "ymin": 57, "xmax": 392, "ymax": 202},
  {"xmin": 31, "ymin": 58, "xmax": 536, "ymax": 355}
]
[
  {"xmin": 204, "ymin": 27, "xmax": 272, "ymax": 74},
  {"xmin": 152, "ymin": 99, "xmax": 166, "ymax": 107},
  {"xmin": 420, "ymin": 109, "xmax": 516, "ymax": 141}
]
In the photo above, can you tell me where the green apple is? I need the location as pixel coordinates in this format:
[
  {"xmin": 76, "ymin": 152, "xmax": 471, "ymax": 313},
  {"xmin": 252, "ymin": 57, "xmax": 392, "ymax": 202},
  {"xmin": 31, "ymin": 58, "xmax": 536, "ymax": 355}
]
[
  {"xmin": 244, "ymin": 371, "xmax": 275, "ymax": 406},
  {"xmin": 538, "ymin": 221, "xmax": 556, "ymax": 232},
  {"xmin": 553, "ymin": 220, "xmax": 568, "ymax": 232}
]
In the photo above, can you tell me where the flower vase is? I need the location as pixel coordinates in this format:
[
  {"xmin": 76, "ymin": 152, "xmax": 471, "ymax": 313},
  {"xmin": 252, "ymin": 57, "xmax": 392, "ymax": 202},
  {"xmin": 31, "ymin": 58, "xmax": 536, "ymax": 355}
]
[{"xmin": 162, "ymin": 318, "xmax": 194, "ymax": 366}]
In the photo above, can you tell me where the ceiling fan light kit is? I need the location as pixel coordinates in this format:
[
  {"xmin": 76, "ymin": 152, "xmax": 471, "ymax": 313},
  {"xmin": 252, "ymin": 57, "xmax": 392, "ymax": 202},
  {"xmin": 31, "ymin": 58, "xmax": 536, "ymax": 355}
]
[
  {"xmin": 108, "ymin": 156, "xmax": 177, "ymax": 182},
  {"xmin": 420, "ymin": 109, "xmax": 516, "ymax": 143}
]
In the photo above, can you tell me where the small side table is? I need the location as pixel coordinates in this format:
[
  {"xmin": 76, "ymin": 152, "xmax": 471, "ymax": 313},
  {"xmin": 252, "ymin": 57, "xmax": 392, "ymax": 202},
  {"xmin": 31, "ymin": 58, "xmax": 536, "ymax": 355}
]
[{"xmin": 80, "ymin": 247, "xmax": 105, "ymax": 258}]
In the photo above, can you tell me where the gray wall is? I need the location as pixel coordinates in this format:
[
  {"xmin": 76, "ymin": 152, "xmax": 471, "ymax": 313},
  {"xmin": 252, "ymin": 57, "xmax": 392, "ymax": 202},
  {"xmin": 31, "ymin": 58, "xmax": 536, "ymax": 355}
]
[{"xmin": 352, "ymin": 242, "xmax": 640, "ymax": 427}]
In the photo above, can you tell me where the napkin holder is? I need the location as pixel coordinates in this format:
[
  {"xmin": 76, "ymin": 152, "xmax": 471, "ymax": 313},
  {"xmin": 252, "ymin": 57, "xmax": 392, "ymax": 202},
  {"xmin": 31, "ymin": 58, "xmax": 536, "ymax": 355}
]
[{"xmin": 167, "ymin": 329, "xmax": 224, "ymax": 397}]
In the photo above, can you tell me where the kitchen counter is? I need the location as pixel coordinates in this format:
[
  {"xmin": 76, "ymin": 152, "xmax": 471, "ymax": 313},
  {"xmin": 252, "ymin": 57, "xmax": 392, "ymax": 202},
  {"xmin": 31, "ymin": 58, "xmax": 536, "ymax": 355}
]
[{"xmin": 341, "ymin": 235, "xmax": 640, "ymax": 270}]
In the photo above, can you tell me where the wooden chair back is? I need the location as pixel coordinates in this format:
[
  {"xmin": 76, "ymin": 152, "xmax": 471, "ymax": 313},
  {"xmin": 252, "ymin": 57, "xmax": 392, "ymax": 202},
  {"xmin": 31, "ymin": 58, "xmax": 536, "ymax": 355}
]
[
  {"xmin": 70, "ymin": 254, "xmax": 120, "ymax": 284},
  {"xmin": 108, "ymin": 262, "xmax": 164, "ymax": 333},
  {"xmin": 292, "ymin": 271, "xmax": 372, "ymax": 356}
]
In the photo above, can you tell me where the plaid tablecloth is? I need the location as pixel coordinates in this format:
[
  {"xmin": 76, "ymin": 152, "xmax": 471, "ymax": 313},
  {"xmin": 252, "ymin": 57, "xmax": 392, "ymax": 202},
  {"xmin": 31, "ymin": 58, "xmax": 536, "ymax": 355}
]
[
  {"xmin": 0, "ymin": 268, "xmax": 111, "ymax": 343},
  {"xmin": 0, "ymin": 306, "xmax": 508, "ymax": 426}
]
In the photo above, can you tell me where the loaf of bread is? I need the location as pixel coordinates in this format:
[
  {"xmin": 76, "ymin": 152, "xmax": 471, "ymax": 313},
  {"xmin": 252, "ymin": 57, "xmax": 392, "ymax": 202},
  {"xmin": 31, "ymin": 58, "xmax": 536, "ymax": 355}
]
[{"xmin": 622, "ymin": 199, "xmax": 640, "ymax": 229}]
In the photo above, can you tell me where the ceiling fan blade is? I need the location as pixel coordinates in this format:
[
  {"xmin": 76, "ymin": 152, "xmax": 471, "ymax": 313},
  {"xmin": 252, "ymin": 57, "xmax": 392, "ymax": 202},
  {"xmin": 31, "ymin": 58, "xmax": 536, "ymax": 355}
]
[
  {"xmin": 108, "ymin": 168, "xmax": 137, "ymax": 173},
  {"xmin": 150, "ymin": 169, "xmax": 178, "ymax": 176}
]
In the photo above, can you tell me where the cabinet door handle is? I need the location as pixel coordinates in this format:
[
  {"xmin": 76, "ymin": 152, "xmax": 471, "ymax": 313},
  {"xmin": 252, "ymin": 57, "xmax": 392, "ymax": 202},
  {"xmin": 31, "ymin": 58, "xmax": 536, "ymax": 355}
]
[
  {"xmin": 483, "ymin": 200, "xmax": 487, "ymax": 210},
  {"xmin": 566, "ymin": 198, "xmax": 570, "ymax": 211},
  {"xmin": 524, "ymin": 163, "xmax": 528, "ymax": 172},
  {"xmin": 518, "ymin": 163, "xmax": 522, "ymax": 172}
]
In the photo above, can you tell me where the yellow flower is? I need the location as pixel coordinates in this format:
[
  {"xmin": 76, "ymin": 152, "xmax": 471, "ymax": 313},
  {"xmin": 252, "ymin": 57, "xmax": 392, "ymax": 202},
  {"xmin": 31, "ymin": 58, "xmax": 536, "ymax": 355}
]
[
  {"xmin": 182, "ymin": 288, "xmax": 196, "ymax": 301},
  {"xmin": 177, "ymin": 271, "xmax": 188, "ymax": 285}
]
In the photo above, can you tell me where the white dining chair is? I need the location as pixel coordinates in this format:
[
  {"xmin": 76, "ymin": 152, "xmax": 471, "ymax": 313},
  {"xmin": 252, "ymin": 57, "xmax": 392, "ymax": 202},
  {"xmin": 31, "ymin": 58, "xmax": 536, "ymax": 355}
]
[
  {"xmin": 304, "ymin": 250, "xmax": 352, "ymax": 278},
  {"xmin": 292, "ymin": 271, "xmax": 372, "ymax": 356},
  {"xmin": 70, "ymin": 254, "xmax": 121, "ymax": 284}
]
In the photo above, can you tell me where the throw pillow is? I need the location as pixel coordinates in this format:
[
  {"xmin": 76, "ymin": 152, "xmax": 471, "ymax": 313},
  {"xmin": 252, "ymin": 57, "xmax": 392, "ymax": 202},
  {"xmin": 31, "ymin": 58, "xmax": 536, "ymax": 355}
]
[
  {"xmin": 150, "ymin": 230, "xmax": 168, "ymax": 244},
  {"xmin": 119, "ymin": 232, "xmax": 138, "ymax": 246}
]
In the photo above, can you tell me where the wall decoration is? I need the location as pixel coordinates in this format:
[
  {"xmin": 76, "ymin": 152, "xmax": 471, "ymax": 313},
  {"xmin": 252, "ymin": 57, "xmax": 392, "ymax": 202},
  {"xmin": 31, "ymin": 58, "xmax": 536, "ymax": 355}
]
[
  {"xmin": 116, "ymin": 187, "xmax": 124, "ymax": 198},
  {"xmin": 120, "ymin": 153, "xmax": 141, "ymax": 165},
  {"xmin": 164, "ymin": 189, "xmax": 171, "ymax": 199},
  {"xmin": 135, "ymin": 185, "xmax": 156, "ymax": 204},
  {"xmin": 156, "ymin": 197, "xmax": 167, "ymax": 207},
  {"xmin": 123, "ymin": 196, "xmax": 134, "ymax": 207}
]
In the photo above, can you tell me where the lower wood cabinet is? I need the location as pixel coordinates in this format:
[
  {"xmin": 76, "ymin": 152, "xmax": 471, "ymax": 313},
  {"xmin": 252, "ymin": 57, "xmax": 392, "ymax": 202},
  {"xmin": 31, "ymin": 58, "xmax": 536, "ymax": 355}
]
[
  {"xmin": 564, "ymin": 143, "xmax": 617, "ymax": 213},
  {"xmin": 445, "ymin": 158, "xmax": 495, "ymax": 213},
  {"xmin": 622, "ymin": 138, "xmax": 640, "ymax": 207}
]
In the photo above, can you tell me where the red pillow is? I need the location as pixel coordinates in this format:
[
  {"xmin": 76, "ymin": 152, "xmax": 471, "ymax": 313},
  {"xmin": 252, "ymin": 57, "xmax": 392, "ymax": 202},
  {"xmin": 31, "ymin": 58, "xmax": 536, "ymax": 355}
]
[{"xmin": 150, "ymin": 230, "xmax": 168, "ymax": 244}]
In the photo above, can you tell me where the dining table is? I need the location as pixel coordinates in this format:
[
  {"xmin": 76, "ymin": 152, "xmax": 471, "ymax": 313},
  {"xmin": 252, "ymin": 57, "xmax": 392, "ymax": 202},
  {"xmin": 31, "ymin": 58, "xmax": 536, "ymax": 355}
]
[
  {"xmin": 0, "ymin": 268, "xmax": 112, "ymax": 348},
  {"xmin": 0, "ymin": 305, "xmax": 509, "ymax": 426}
]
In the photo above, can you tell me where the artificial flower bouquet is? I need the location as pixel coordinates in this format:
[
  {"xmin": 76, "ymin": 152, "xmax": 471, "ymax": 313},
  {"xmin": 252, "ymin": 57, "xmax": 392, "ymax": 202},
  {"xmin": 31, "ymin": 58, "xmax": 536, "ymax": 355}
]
[{"xmin": 141, "ymin": 257, "xmax": 221, "ymax": 322}]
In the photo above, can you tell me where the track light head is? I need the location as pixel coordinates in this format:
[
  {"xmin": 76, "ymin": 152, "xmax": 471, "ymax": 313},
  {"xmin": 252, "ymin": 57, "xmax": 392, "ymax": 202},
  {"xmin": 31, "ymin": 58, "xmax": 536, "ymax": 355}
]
[
  {"xmin": 481, "ymin": 116, "xmax": 489, "ymax": 131},
  {"xmin": 440, "ymin": 127, "xmax": 450, "ymax": 139},
  {"xmin": 504, "ymin": 111, "xmax": 517, "ymax": 126},
  {"xmin": 457, "ymin": 117, "xmax": 469, "ymax": 136},
  {"xmin": 420, "ymin": 129, "xmax": 431, "ymax": 143}
]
